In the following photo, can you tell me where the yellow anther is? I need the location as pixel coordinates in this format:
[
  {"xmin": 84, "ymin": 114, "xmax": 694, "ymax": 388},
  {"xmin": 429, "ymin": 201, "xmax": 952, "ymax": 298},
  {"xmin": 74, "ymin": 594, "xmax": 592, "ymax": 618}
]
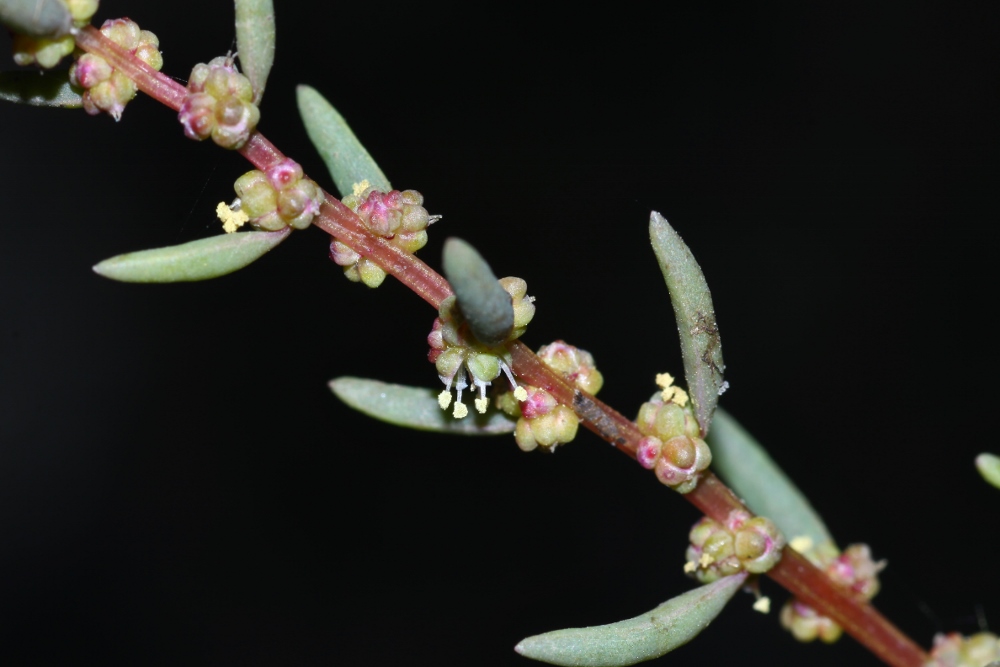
[
  {"xmin": 698, "ymin": 553, "xmax": 715, "ymax": 568},
  {"xmin": 351, "ymin": 179, "xmax": 371, "ymax": 197},
  {"xmin": 513, "ymin": 386, "xmax": 528, "ymax": 401},
  {"xmin": 453, "ymin": 402, "xmax": 469, "ymax": 419},
  {"xmin": 216, "ymin": 201, "xmax": 249, "ymax": 233},
  {"xmin": 670, "ymin": 386, "xmax": 690, "ymax": 407},
  {"xmin": 437, "ymin": 390, "xmax": 452, "ymax": 410},
  {"xmin": 474, "ymin": 397, "xmax": 489, "ymax": 414},
  {"xmin": 655, "ymin": 373, "xmax": 675, "ymax": 389},
  {"xmin": 753, "ymin": 597, "xmax": 771, "ymax": 614},
  {"xmin": 683, "ymin": 561, "xmax": 697, "ymax": 574}
]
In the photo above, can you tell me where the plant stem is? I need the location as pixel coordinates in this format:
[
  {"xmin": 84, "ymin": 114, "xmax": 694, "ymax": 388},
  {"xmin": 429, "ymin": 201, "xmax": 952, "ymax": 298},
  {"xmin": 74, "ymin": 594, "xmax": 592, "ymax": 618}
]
[{"xmin": 73, "ymin": 27, "xmax": 930, "ymax": 667}]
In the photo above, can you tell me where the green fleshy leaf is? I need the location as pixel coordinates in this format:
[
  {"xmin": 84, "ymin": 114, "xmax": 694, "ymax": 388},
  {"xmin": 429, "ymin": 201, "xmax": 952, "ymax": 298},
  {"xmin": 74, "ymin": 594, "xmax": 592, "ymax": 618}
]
[
  {"xmin": 707, "ymin": 408, "xmax": 835, "ymax": 552},
  {"xmin": 0, "ymin": 0, "xmax": 72, "ymax": 37},
  {"xmin": 515, "ymin": 573, "xmax": 747, "ymax": 667},
  {"xmin": 92, "ymin": 229, "xmax": 290, "ymax": 283},
  {"xmin": 649, "ymin": 212, "xmax": 725, "ymax": 436},
  {"xmin": 234, "ymin": 0, "xmax": 275, "ymax": 103},
  {"xmin": 330, "ymin": 377, "xmax": 516, "ymax": 435},
  {"xmin": 442, "ymin": 237, "xmax": 514, "ymax": 346},
  {"xmin": 976, "ymin": 453, "xmax": 1000, "ymax": 490},
  {"xmin": 0, "ymin": 71, "xmax": 82, "ymax": 107},
  {"xmin": 296, "ymin": 84, "xmax": 392, "ymax": 198}
]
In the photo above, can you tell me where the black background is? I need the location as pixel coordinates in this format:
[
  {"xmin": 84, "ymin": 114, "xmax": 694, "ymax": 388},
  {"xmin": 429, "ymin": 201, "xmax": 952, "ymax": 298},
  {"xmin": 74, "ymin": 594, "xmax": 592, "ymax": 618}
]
[{"xmin": 1, "ymin": 3, "xmax": 998, "ymax": 666}]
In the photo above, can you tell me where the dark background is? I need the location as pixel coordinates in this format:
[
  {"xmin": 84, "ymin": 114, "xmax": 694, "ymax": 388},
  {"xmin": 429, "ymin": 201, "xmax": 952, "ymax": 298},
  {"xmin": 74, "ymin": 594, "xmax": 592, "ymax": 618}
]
[{"xmin": 2, "ymin": 3, "xmax": 997, "ymax": 666}]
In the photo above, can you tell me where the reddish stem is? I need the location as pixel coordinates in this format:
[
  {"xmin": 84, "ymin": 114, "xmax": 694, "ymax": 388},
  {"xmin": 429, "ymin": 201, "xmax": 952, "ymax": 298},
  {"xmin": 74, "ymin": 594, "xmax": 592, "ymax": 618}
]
[{"xmin": 74, "ymin": 28, "xmax": 930, "ymax": 667}]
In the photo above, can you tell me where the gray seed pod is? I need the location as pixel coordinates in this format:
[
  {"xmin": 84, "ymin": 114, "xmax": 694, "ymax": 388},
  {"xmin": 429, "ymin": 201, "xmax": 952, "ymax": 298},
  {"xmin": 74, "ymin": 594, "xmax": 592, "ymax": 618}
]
[
  {"xmin": 0, "ymin": 0, "xmax": 73, "ymax": 37},
  {"xmin": 442, "ymin": 237, "xmax": 514, "ymax": 346}
]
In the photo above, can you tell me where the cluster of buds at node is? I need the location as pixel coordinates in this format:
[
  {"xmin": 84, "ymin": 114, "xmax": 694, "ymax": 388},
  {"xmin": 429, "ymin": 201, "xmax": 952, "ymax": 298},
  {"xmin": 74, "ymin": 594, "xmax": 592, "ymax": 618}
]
[
  {"xmin": 68, "ymin": 18, "xmax": 163, "ymax": 121},
  {"xmin": 330, "ymin": 186, "xmax": 435, "ymax": 288},
  {"xmin": 779, "ymin": 542, "xmax": 885, "ymax": 643},
  {"xmin": 495, "ymin": 341, "xmax": 602, "ymax": 452},
  {"xmin": 10, "ymin": 0, "xmax": 98, "ymax": 68},
  {"xmin": 497, "ymin": 387, "xmax": 578, "ymax": 452},
  {"xmin": 233, "ymin": 159, "xmax": 324, "ymax": 231},
  {"xmin": 535, "ymin": 341, "xmax": 604, "ymax": 395},
  {"xmin": 428, "ymin": 278, "xmax": 535, "ymax": 418},
  {"xmin": 178, "ymin": 56, "xmax": 260, "ymax": 149},
  {"xmin": 684, "ymin": 510, "xmax": 786, "ymax": 584},
  {"xmin": 926, "ymin": 632, "xmax": 1000, "ymax": 667},
  {"xmin": 634, "ymin": 373, "xmax": 710, "ymax": 493}
]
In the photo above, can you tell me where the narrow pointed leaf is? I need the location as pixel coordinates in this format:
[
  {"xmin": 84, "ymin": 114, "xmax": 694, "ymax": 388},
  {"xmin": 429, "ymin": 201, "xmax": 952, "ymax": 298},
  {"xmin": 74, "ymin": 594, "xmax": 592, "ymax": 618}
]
[
  {"xmin": 234, "ymin": 0, "xmax": 275, "ymax": 103},
  {"xmin": 515, "ymin": 573, "xmax": 747, "ymax": 667},
  {"xmin": 0, "ymin": 71, "xmax": 81, "ymax": 107},
  {"xmin": 0, "ymin": 0, "xmax": 72, "ymax": 37},
  {"xmin": 976, "ymin": 453, "xmax": 1000, "ymax": 490},
  {"xmin": 93, "ymin": 229, "xmax": 290, "ymax": 283},
  {"xmin": 707, "ymin": 408, "xmax": 834, "ymax": 551},
  {"xmin": 296, "ymin": 85, "xmax": 392, "ymax": 197},
  {"xmin": 330, "ymin": 377, "xmax": 516, "ymax": 435},
  {"xmin": 442, "ymin": 237, "xmax": 513, "ymax": 346},
  {"xmin": 649, "ymin": 212, "xmax": 724, "ymax": 436}
]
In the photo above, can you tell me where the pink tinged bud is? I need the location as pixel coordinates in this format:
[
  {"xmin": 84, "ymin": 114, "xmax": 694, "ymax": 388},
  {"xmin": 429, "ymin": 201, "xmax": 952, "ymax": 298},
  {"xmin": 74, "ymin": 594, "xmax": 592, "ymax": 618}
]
[
  {"xmin": 266, "ymin": 159, "xmax": 304, "ymax": 191},
  {"xmin": 330, "ymin": 240, "xmax": 360, "ymax": 267},
  {"xmin": 178, "ymin": 93, "xmax": 216, "ymax": 140},
  {"xmin": 636, "ymin": 436, "xmax": 663, "ymax": 469},
  {"xmin": 101, "ymin": 18, "xmax": 141, "ymax": 51},
  {"xmin": 71, "ymin": 54, "xmax": 113, "ymax": 89},
  {"xmin": 520, "ymin": 387, "xmax": 557, "ymax": 419},
  {"xmin": 427, "ymin": 319, "xmax": 445, "ymax": 351},
  {"xmin": 277, "ymin": 179, "xmax": 323, "ymax": 229},
  {"xmin": 653, "ymin": 435, "xmax": 712, "ymax": 494}
]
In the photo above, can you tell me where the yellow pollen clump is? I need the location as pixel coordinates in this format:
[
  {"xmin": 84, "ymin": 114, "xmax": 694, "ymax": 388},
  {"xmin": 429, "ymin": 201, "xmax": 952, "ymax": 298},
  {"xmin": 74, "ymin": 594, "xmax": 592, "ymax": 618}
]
[
  {"xmin": 655, "ymin": 373, "xmax": 675, "ymax": 389},
  {"xmin": 216, "ymin": 201, "xmax": 249, "ymax": 233},
  {"xmin": 655, "ymin": 372, "xmax": 690, "ymax": 406},
  {"xmin": 438, "ymin": 390, "xmax": 452, "ymax": 410},
  {"xmin": 351, "ymin": 179, "xmax": 371, "ymax": 197}
]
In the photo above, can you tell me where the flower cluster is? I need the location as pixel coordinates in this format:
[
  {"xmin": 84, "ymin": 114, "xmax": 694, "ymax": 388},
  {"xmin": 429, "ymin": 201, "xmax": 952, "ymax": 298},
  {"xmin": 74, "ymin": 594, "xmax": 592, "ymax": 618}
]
[
  {"xmin": 233, "ymin": 159, "xmax": 324, "ymax": 231},
  {"xmin": 634, "ymin": 373, "xmax": 709, "ymax": 493},
  {"xmin": 178, "ymin": 56, "xmax": 260, "ymax": 149},
  {"xmin": 496, "ymin": 341, "xmax": 602, "ymax": 452},
  {"xmin": 925, "ymin": 632, "xmax": 1000, "ymax": 667},
  {"xmin": 68, "ymin": 18, "xmax": 163, "ymax": 121},
  {"xmin": 428, "ymin": 278, "xmax": 535, "ymax": 418},
  {"xmin": 780, "ymin": 542, "xmax": 885, "ymax": 643},
  {"xmin": 330, "ymin": 185, "xmax": 434, "ymax": 288},
  {"xmin": 684, "ymin": 510, "xmax": 786, "ymax": 584},
  {"xmin": 10, "ymin": 0, "xmax": 98, "ymax": 68}
]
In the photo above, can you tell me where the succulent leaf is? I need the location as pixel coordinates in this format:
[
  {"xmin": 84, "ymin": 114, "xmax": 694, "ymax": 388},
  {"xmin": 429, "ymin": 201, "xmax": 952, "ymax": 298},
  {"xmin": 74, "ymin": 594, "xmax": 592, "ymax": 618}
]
[
  {"xmin": 649, "ymin": 212, "xmax": 725, "ymax": 436},
  {"xmin": 442, "ymin": 238, "xmax": 514, "ymax": 346},
  {"xmin": 0, "ymin": 0, "xmax": 72, "ymax": 37},
  {"xmin": 707, "ymin": 408, "xmax": 834, "ymax": 552},
  {"xmin": 296, "ymin": 84, "xmax": 392, "ymax": 197},
  {"xmin": 330, "ymin": 377, "xmax": 516, "ymax": 434},
  {"xmin": 234, "ymin": 0, "xmax": 275, "ymax": 103},
  {"xmin": 515, "ymin": 573, "xmax": 747, "ymax": 667},
  {"xmin": 0, "ymin": 70, "xmax": 82, "ymax": 107},
  {"xmin": 92, "ymin": 229, "xmax": 290, "ymax": 283}
]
